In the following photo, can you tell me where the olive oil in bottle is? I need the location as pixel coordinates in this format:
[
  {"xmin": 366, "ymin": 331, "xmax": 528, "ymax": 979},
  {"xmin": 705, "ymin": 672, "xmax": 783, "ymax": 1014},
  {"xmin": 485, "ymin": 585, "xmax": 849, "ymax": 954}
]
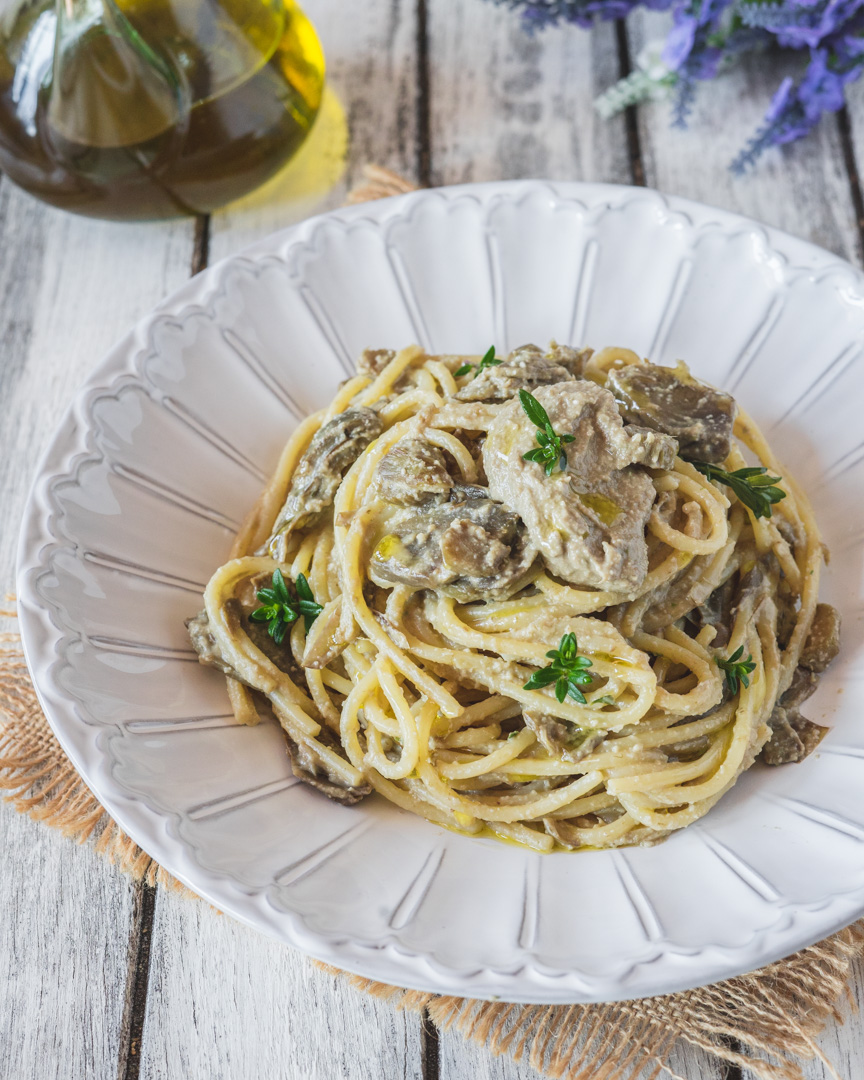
[{"xmin": 0, "ymin": 0, "xmax": 325, "ymax": 219}]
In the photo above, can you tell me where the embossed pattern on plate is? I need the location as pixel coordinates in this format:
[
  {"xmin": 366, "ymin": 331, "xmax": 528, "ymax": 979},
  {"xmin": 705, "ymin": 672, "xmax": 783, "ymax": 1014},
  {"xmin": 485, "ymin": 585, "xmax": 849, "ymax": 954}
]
[{"xmin": 17, "ymin": 182, "xmax": 864, "ymax": 1002}]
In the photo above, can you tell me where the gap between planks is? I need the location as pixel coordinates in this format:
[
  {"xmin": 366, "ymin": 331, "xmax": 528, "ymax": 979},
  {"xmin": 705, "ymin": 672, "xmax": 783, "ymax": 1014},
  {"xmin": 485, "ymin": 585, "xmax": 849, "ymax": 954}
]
[
  {"xmin": 615, "ymin": 20, "xmax": 646, "ymax": 187},
  {"xmin": 421, "ymin": 1007, "xmax": 440, "ymax": 1080},
  {"xmin": 837, "ymin": 105, "xmax": 864, "ymax": 267},
  {"xmin": 192, "ymin": 214, "xmax": 211, "ymax": 276},
  {"xmin": 116, "ymin": 882, "xmax": 158, "ymax": 1080},
  {"xmin": 415, "ymin": 0, "xmax": 432, "ymax": 188}
]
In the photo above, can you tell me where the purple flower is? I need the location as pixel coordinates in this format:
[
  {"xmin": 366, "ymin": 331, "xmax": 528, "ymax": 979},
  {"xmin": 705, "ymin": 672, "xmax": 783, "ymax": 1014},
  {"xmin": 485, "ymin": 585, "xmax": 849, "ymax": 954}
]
[
  {"xmin": 774, "ymin": 0, "xmax": 862, "ymax": 47},
  {"xmin": 687, "ymin": 46, "xmax": 723, "ymax": 77},
  {"xmin": 771, "ymin": 111, "xmax": 814, "ymax": 146},
  {"xmin": 663, "ymin": 14, "xmax": 698, "ymax": 67},
  {"xmin": 661, "ymin": 0, "xmax": 735, "ymax": 84},
  {"xmin": 841, "ymin": 36, "xmax": 864, "ymax": 58},
  {"xmin": 765, "ymin": 76, "xmax": 796, "ymax": 123},
  {"xmin": 798, "ymin": 49, "xmax": 848, "ymax": 117}
]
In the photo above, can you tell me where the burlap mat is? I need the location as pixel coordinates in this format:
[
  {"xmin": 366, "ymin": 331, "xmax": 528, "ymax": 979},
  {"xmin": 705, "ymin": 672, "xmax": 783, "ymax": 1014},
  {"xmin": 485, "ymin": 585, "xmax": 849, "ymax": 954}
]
[{"xmin": 4, "ymin": 168, "xmax": 864, "ymax": 1079}]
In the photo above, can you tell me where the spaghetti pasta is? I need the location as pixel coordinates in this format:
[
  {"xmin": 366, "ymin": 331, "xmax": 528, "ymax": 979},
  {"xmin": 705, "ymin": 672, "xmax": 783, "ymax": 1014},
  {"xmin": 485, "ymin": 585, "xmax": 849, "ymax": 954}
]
[{"xmin": 187, "ymin": 341, "xmax": 840, "ymax": 850}]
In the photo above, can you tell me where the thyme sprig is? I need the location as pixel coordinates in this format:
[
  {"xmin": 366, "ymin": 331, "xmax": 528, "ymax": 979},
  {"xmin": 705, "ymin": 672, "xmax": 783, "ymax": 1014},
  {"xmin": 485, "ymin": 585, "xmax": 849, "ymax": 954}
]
[
  {"xmin": 716, "ymin": 645, "xmax": 756, "ymax": 695},
  {"xmin": 523, "ymin": 632, "xmax": 594, "ymax": 704},
  {"xmin": 690, "ymin": 461, "xmax": 786, "ymax": 519},
  {"xmin": 294, "ymin": 573, "xmax": 324, "ymax": 632},
  {"xmin": 519, "ymin": 389, "xmax": 575, "ymax": 476},
  {"xmin": 454, "ymin": 345, "xmax": 502, "ymax": 379},
  {"xmin": 249, "ymin": 570, "xmax": 322, "ymax": 644}
]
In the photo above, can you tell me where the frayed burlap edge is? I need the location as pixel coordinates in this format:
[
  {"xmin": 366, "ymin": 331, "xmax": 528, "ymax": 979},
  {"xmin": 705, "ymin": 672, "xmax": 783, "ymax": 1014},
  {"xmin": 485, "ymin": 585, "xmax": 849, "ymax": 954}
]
[
  {"xmin": 4, "ymin": 172, "xmax": 864, "ymax": 1079},
  {"xmin": 345, "ymin": 164, "xmax": 419, "ymax": 204}
]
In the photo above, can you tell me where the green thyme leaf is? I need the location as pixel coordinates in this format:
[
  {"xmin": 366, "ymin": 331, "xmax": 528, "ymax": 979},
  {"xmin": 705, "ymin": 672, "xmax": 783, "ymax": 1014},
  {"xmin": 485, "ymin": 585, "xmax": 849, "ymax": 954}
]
[
  {"xmin": 476, "ymin": 345, "xmax": 502, "ymax": 375},
  {"xmin": 294, "ymin": 573, "xmax": 314, "ymax": 603},
  {"xmin": 519, "ymin": 390, "xmax": 574, "ymax": 477},
  {"xmin": 716, "ymin": 645, "xmax": 757, "ymax": 695},
  {"xmin": 295, "ymin": 572, "xmax": 323, "ymax": 632},
  {"xmin": 250, "ymin": 569, "xmax": 325, "ymax": 643},
  {"xmin": 272, "ymin": 568, "xmax": 291, "ymax": 605},
  {"xmin": 453, "ymin": 346, "xmax": 501, "ymax": 380},
  {"xmin": 523, "ymin": 667, "xmax": 559, "ymax": 690},
  {"xmin": 689, "ymin": 461, "xmax": 786, "ymax": 519},
  {"xmin": 524, "ymin": 632, "xmax": 594, "ymax": 704},
  {"xmin": 519, "ymin": 388, "xmax": 551, "ymax": 430}
]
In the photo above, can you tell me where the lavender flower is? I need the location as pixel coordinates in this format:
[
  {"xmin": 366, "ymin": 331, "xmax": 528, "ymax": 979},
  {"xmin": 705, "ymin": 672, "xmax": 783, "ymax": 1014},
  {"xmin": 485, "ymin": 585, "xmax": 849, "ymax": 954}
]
[
  {"xmin": 663, "ymin": 14, "xmax": 698, "ymax": 67},
  {"xmin": 732, "ymin": 45, "xmax": 863, "ymax": 170},
  {"xmin": 486, "ymin": 0, "xmax": 864, "ymax": 168}
]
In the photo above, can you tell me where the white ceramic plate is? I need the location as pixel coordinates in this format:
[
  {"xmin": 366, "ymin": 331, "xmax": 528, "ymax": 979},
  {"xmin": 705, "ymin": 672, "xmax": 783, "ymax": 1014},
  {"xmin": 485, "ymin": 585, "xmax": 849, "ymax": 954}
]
[{"xmin": 17, "ymin": 182, "xmax": 864, "ymax": 1003}]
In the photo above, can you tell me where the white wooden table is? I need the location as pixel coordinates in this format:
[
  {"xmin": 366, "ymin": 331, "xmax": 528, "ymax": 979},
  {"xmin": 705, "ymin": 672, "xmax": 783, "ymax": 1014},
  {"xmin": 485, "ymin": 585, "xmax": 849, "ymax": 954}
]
[{"xmin": 2, "ymin": 3, "xmax": 864, "ymax": 1077}]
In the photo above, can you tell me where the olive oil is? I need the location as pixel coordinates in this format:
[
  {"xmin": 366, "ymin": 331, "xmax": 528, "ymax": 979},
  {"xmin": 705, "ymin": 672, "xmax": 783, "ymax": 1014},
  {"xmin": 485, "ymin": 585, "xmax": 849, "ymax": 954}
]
[{"xmin": 0, "ymin": 0, "xmax": 324, "ymax": 219}]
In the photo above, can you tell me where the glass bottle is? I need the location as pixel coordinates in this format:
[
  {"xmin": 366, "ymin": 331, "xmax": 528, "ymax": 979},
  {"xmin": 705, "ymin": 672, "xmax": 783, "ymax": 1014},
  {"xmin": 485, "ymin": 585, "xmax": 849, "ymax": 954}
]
[{"xmin": 0, "ymin": 0, "xmax": 325, "ymax": 219}]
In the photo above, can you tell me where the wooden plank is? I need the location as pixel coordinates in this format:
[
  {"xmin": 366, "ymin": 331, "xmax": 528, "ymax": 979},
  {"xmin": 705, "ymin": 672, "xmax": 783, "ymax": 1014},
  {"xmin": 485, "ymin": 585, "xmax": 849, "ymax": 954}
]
[
  {"xmin": 138, "ymin": 886, "xmax": 423, "ymax": 1080},
  {"xmin": 138, "ymin": 4, "xmax": 428, "ymax": 1078},
  {"xmin": 0, "ymin": 808, "xmax": 139, "ymax": 1080},
  {"xmin": 426, "ymin": 3, "xmax": 630, "ymax": 186},
  {"xmin": 207, "ymin": 0, "xmax": 420, "ymax": 262},
  {"xmin": 0, "ymin": 176, "xmax": 197, "ymax": 1080},
  {"xmin": 627, "ymin": 12, "xmax": 862, "ymax": 265}
]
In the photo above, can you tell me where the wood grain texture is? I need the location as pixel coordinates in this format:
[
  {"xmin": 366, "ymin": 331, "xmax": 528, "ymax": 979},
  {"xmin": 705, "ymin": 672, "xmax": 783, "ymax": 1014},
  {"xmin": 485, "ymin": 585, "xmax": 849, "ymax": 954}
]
[
  {"xmin": 139, "ymin": 887, "xmax": 423, "ymax": 1080},
  {"xmin": 0, "ymin": 807, "xmax": 139, "ymax": 1080},
  {"xmin": 426, "ymin": 2, "xmax": 630, "ymax": 187},
  {"xmin": 628, "ymin": 12, "xmax": 862, "ymax": 266}
]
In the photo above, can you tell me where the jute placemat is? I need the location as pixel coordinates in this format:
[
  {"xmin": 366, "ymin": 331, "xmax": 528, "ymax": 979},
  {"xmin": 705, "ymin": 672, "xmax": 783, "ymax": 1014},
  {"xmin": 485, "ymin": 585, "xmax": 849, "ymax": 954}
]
[{"xmin": 4, "ymin": 169, "xmax": 864, "ymax": 1079}]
